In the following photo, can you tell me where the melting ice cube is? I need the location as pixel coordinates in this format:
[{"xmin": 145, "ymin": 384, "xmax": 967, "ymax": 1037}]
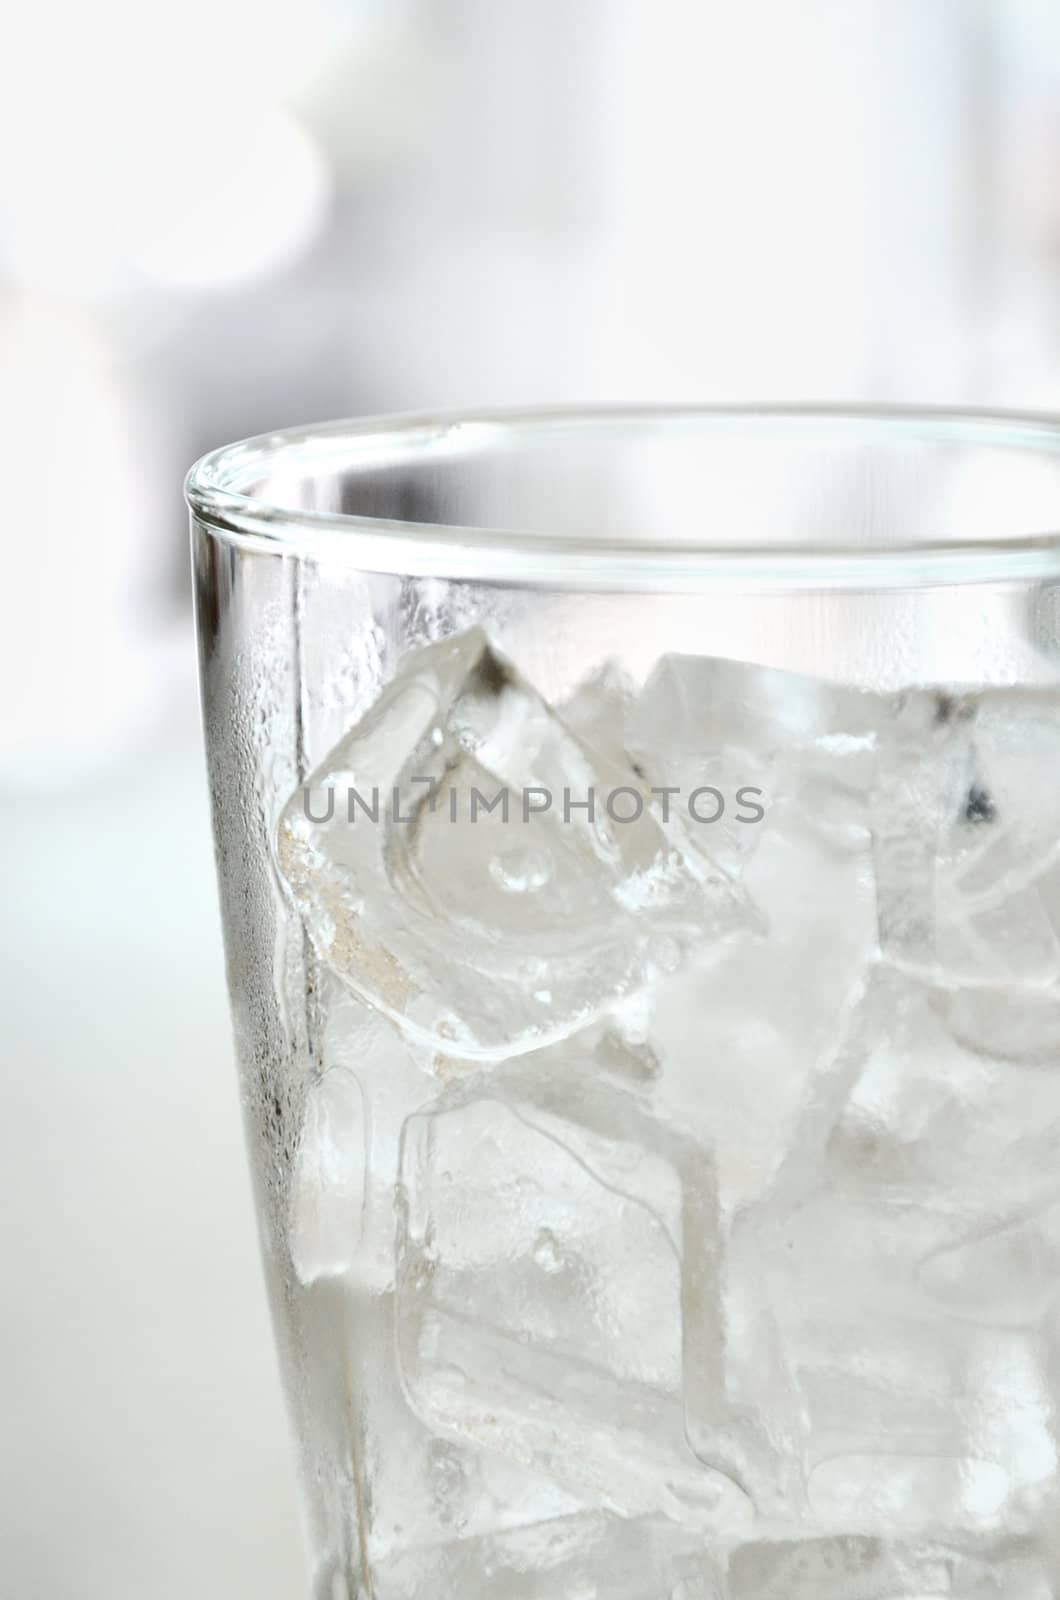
[
  {"xmin": 278, "ymin": 629, "xmax": 746, "ymax": 1058},
  {"xmin": 649, "ymin": 790, "xmax": 878, "ymax": 1212},
  {"xmin": 628, "ymin": 653, "xmax": 879, "ymax": 874},
  {"xmin": 724, "ymin": 966, "xmax": 1060, "ymax": 1537},
  {"xmin": 394, "ymin": 1054, "xmax": 750, "ymax": 1535}
]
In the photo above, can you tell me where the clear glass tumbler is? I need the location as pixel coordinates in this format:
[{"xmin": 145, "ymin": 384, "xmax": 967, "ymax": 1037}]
[{"xmin": 187, "ymin": 407, "xmax": 1060, "ymax": 1600}]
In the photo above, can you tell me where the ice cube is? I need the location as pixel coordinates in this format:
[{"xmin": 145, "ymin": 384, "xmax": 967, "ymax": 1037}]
[
  {"xmin": 371, "ymin": 1510, "xmax": 719, "ymax": 1600},
  {"xmin": 822, "ymin": 969, "xmax": 1060, "ymax": 1216},
  {"xmin": 394, "ymin": 1056, "xmax": 752, "ymax": 1534},
  {"xmin": 935, "ymin": 984, "xmax": 1060, "ymax": 1069},
  {"xmin": 727, "ymin": 1534, "xmax": 1053, "ymax": 1600},
  {"xmin": 628, "ymin": 653, "xmax": 879, "ymax": 874},
  {"xmin": 289, "ymin": 980, "xmax": 437, "ymax": 1294},
  {"xmin": 918, "ymin": 1201, "xmax": 1060, "ymax": 1328},
  {"xmin": 871, "ymin": 690, "xmax": 977, "ymax": 967},
  {"xmin": 649, "ymin": 788, "xmax": 878, "ymax": 1213},
  {"xmin": 301, "ymin": 1285, "xmax": 592, "ymax": 1587},
  {"xmin": 278, "ymin": 629, "xmax": 746, "ymax": 1059},
  {"xmin": 873, "ymin": 688, "xmax": 1060, "ymax": 986},
  {"xmin": 557, "ymin": 663, "xmax": 638, "ymax": 775},
  {"xmin": 289, "ymin": 1063, "xmax": 367, "ymax": 1286},
  {"xmin": 725, "ymin": 966, "xmax": 1060, "ymax": 1536}
]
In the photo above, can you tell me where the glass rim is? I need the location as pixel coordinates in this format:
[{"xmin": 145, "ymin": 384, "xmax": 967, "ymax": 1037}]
[{"xmin": 185, "ymin": 402, "xmax": 1060, "ymax": 590}]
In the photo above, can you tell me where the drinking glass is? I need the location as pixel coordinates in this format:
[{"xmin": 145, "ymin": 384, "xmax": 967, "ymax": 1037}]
[{"xmin": 187, "ymin": 406, "xmax": 1060, "ymax": 1600}]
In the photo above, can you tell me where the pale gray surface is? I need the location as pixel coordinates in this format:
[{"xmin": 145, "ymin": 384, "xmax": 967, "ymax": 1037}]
[{"xmin": 0, "ymin": 721, "xmax": 305, "ymax": 1598}]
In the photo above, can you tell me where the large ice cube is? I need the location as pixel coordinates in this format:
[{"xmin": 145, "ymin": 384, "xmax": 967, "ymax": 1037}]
[
  {"xmin": 394, "ymin": 1055, "xmax": 752, "ymax": 1534},
  {"xmin": 628, "ymin": 653, "xmax": 880, "ymax": 874},
  {"xmin": 626, "ymin": 653, "xmax": 881, "ymax": 1209},
  {"xmin": 573, "ymin": 656, "xmax": 884, "ymax": 1509},
  {"xmin": 650, "ymin": 789, "xmax": 878, "ymax": 1213},
  {"xmin": 278, "ymin": 629, "xmax": 746, "ymax": 1059},
  {"xmin": 873, "ymin": 688, "xmax": 1060, "ymax": 986},
  {"xmin": 726, "ymin": 966, "xmax": 1060, "ymax": 1537}
]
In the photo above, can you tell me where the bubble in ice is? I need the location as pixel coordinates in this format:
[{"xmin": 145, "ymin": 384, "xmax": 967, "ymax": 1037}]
[
  {"xmin": 489, "ymin": 842, "xmax": 553, "ymax": 894},
  {"xmin": 532, "ymin": 1228, "xmax": 565, "ymax": 1274},
  {"xmin": 277, "ymin": 628, "xmax": 747, "ymax": 1059}
]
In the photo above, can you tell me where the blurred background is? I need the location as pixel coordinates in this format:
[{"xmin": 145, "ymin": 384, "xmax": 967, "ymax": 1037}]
[{"xmin": 2, "ymin": 1, "xmax": 1059, "ymax": 1594}]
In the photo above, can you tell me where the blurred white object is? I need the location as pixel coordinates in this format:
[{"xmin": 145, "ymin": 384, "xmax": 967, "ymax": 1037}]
[
  {"xmin": 0, "ymin": 297, "xmax": 178, "ymax": 781},
  {"xmin": 126, "ymin": 109, "xmax": 331, "ymax": 292},
  {"xmin": 0, "ymin": 0, "xmax": 338, "ymax": 299}
]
